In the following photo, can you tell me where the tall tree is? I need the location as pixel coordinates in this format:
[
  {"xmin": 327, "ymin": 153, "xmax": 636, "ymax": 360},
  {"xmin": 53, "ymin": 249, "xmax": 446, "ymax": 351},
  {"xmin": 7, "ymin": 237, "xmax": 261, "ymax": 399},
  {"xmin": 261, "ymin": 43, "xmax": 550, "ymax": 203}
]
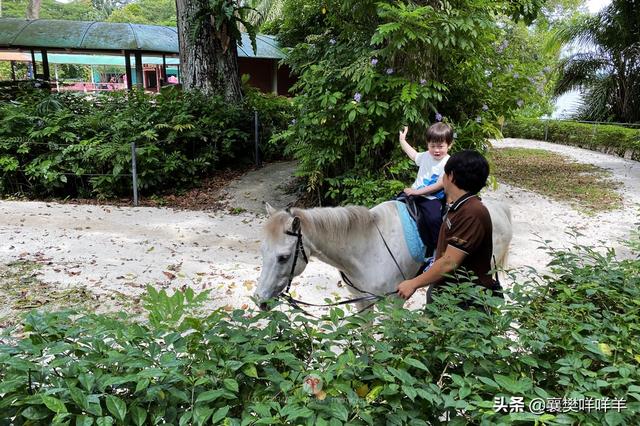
[
  {"xmin": 26, "ymin": 0, "xmax": 41, "ymax": 18},
  {"xmin": 175, "ymin": 0, "xmax": 256, "ymax": 102},
  {"xmin": 552, "ymin": 0, "xmax": 640, "ymax": 123}
]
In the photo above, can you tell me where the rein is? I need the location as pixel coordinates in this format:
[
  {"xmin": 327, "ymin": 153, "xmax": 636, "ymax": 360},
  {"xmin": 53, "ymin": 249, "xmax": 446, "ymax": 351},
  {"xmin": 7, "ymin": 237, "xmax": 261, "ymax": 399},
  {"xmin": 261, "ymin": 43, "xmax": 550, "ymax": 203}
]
[{"xmin": 279, "ymin": 213, "xmax": 402, "ymax": 317}]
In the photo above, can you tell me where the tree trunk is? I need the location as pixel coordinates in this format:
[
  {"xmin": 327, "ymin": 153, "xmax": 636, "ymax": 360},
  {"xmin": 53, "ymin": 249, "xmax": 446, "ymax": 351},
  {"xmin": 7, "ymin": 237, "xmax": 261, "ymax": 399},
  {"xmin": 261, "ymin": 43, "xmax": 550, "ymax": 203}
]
[
  {"xmin": 175, "ymin": 0, "xmax": 243, "ymax": 102},
  {"xmin": 26, "ymin": 0, "xmax": 41, "ymax": 19}
]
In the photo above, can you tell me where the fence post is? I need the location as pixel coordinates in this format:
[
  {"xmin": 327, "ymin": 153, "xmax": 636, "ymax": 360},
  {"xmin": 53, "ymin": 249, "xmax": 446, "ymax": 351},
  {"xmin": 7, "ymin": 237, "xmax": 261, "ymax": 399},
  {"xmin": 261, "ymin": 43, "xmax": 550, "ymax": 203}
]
[
  {"xmin": 544, "ymin": 119, "xmax": 549, "ymax": 141},
  {"xmin": 254, "ymin": 109, "xmax": 262, "ymax": 168},
  {"xmin": 131, "ymin": 142, "xmax": 138, "ymax": 206}
]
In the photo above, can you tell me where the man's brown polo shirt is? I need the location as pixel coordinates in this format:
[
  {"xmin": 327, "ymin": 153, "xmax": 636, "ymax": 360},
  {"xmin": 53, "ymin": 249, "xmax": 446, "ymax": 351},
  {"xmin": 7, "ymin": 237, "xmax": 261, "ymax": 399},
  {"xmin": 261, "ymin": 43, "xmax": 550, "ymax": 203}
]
[{"xmin": 434, "ymin": 193, "xmax": 493, "ymax": 288}]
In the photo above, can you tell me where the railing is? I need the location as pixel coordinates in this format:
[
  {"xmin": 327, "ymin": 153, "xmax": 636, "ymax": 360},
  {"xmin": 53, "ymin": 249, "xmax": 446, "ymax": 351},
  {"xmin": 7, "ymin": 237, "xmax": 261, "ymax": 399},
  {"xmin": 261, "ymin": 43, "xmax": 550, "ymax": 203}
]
[{"xmin": 55, "ymin": 82, "xmax": 128, "ymax": 92}]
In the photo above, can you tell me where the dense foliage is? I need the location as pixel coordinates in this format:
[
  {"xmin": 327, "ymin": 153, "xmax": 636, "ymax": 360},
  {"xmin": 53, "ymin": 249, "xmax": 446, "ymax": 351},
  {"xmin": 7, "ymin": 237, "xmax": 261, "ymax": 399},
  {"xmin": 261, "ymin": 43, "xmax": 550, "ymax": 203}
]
[
  {"xmin": 271, "ymin": 0, "xmax": 556, "ymax": 205},
  {"xmin": 551, "ymin": 0, "xmax": 640, "ymax": 123},
  {"xmin": 1, "ymin": 236, "xmax": 639, "ymax": 424},
  {"xmin": 0, "ymin": 86, "xmax": 292, "ymax": 199},
  {"xmin": 503, "ymin": 118, "xmax": 640, "ymax": 160}
]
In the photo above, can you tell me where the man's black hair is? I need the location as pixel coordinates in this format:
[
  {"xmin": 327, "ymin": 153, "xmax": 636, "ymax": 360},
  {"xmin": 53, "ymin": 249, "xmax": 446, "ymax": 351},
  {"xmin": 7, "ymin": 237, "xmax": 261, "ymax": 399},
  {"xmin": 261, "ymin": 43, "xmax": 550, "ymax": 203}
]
[{"xmin": 444, "ymin": 149, "xmax": 489, "ymax": 194}]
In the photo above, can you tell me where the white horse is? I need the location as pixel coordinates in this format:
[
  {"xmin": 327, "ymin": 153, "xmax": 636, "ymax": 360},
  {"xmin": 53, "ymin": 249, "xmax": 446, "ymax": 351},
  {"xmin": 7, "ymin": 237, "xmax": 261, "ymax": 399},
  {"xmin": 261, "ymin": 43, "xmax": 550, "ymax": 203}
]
[{"xmin": 255, "ymin": 199, "xmax": 512, "ymax": 310}]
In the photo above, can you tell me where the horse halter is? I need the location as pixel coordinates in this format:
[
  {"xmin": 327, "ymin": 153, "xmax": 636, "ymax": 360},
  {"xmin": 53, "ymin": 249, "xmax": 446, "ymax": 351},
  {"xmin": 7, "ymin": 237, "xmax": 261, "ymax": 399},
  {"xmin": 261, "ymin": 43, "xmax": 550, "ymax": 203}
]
[
  {"xmin": 276, "ymin": 211, "xmax": 400, "ymax": 317},
  {"xmin": 283, "ymin": 216, "xmax": 308, "ymax": 295}
]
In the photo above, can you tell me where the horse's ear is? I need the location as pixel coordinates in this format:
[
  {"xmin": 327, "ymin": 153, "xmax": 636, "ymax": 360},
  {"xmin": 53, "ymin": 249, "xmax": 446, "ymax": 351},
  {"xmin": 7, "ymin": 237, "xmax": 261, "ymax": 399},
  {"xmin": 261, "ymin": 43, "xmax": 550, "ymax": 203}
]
[
  {"xmin": 265, "ymin": 202, "xmax": 277, "ymax": 217},
  {"xmin": 291, "ymin": 216, "xmax": 301, "ymax": 233}
]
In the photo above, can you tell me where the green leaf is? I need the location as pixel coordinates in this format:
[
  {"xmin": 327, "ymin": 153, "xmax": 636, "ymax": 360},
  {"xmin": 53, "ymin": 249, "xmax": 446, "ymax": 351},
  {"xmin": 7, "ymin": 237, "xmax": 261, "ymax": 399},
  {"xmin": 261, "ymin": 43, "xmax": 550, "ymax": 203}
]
[
  {"xmin": 211, "ymin": 406, "xmax": 230, "ymax": 424},
  {"xmin": 76, "ymin": 415, "xmax": 94, "ymax": 426},
  {"xmin": 105, "ymin": 395, "xmax": 127, "ymax": 422},
  {"xmin": 605, "ymin": 411, "xmax": 624, "ymax": 426},
  {"xmin": 459, "ymin": 387, "xmax": 471, "ymax": 399},
  {"xmin": 366, "ymin": 385, "xmax": 384, "ymax": 403},
  {"xmin": 403, "ymin": 357, "xmax": 429, "ymax": 371},
  {"xmin": 21, "ymin": 406, "xmax": 50, "ymax": 420},
  {"xmin": 494, "ymin": 374, "xmax": 531, "ymax": 393},
  {"xmin": 131, "ymin": 407, "xmax": 147, "ymax": 426},
  {"xmin": 242, "ymin": 364, "xmax": 259, "ymax": 378},
  {"xmin": 42, "ymin": 395, "xmax": 68, "ymax": 414},
  {"xmin": 135, "ymin": 378, "xmax": 150, "ymax": 393},
  {"xmin": 330, "ymin": 403, "xmax": 348, "ymax": 421},
  {"xmin": 69, "ymin": 387, "xmax": 88, "ymax": 410},
  {"xmin": 196, "ymin": 389, "xmax": 225, "ymax": 403},
  {"xmin": 224, "ymin": 378, "xmax": 239, "ymax": 393},
  {"xmin": 96, "ymin": 417, "xmax": 114, "ymax": 426},
  {"xmin": 194, "ymin": 406, "xmax": 214, "ymax": 426}
]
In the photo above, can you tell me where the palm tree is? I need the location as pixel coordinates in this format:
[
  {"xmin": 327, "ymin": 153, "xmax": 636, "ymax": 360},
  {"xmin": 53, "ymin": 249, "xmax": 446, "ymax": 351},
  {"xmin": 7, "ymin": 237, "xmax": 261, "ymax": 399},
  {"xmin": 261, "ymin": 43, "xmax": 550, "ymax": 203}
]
[
  {"xmin": 243, "ymin": 0, "xmax": 283, "ymax": 28},
  {"xmin": 552, "ymin": 0, "xmax": 640, "ymax": 123}
]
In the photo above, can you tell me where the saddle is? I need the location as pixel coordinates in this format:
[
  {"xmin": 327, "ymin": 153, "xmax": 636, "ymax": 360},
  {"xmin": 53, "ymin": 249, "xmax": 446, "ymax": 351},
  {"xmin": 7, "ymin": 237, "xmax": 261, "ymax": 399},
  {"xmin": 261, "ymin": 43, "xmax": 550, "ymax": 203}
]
[{"xmin": 394, "ymin": 192, "xmax": 444, "ymax": 258}]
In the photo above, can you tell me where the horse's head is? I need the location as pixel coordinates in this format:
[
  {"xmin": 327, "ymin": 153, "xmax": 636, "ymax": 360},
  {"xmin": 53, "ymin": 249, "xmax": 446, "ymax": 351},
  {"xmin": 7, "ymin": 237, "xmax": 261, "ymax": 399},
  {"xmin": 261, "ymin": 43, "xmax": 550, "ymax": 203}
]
[{"xmin": 255, "ymin": 203, "xmax": 310, "ymax": 310}]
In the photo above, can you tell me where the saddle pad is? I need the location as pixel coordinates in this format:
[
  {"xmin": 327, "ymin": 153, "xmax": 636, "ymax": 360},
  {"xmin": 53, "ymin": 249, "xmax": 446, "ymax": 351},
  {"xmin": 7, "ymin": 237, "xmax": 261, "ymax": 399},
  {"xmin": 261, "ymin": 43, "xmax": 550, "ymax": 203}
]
[{"xmin": 394, "ymin": 201, "xmax": 426, "ymax": 263}]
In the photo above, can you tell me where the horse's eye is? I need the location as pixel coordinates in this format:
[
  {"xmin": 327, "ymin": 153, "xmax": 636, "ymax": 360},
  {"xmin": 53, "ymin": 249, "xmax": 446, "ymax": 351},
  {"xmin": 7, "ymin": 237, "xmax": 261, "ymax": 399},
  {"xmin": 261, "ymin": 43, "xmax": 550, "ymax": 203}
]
[{"xmin": 277, "ymin": 254, "xmax": 290, "ymax": 263}]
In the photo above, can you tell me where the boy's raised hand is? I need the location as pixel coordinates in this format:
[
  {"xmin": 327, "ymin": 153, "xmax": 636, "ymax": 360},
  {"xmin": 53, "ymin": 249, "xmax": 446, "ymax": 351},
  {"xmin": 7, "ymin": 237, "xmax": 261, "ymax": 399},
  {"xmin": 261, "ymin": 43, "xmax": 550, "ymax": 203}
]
[{"xmin": 399, "ymin": 126, "xmax": 409, "ymax": 143}]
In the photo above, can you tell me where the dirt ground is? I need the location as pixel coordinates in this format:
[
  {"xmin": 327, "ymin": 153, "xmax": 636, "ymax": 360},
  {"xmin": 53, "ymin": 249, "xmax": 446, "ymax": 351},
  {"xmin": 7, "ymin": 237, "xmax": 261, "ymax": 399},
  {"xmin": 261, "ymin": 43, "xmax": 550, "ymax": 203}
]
[{"xmin": 1, "ymin": 140, "xmax": 639, "ymax": 328}]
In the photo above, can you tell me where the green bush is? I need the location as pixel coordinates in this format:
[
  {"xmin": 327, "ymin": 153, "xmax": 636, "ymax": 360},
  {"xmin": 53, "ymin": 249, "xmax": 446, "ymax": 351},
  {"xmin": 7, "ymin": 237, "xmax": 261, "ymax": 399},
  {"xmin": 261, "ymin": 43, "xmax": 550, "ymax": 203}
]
[
  {"xmin": 1, "ymin": 236, "xmax": 639, "ymax": 424},
  {"xmin": 0, "ymin": 87, "xmax": 293, "ymax": 199},
  {"xmin": 275, "ymin": 0, "xmax": 553, "ymax": 205},
  {"xmin": 503, "ymin": 118, "xmax": 640, "ymax": 159}
]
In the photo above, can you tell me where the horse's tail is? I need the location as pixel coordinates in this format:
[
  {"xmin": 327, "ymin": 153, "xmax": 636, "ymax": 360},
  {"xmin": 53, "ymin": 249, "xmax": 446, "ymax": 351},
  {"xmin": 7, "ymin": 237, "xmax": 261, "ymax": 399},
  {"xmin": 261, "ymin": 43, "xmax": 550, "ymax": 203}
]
[
  {"xmin": 486, "ymin": 200, "xmax": 512, "ymax": 270},
  {"xmin": 496, "ymin": 202, "xmax": 512, "ymax": 269}
]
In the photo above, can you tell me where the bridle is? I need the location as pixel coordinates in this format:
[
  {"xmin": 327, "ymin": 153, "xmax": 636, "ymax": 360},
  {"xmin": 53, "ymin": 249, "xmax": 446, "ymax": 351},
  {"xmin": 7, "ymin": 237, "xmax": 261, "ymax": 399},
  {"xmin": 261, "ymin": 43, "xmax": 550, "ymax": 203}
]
[{"xmin": 277, "ymin": 212, "xmax": 403, "ymax": 317}]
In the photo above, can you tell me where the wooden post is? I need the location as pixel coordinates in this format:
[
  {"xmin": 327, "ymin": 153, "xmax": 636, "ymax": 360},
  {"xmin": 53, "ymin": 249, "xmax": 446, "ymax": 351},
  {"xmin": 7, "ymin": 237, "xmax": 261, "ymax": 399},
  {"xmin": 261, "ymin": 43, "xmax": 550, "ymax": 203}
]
[
  {"xmin": 30, "ymin": 49, "xmax": 36, "ymax": 78},
  {"xmin": 54, "ymin": 64, "xmax": 60, "ymax": 92},
  {"xmin": 134, "ymin": 51, "xmax": 143, "ymax": 89},
  {"xmin": 161, "ymin": 54, "xmax": 167, "ymax": 82},
  {"xmin": 40, "ymin": 49, "xmax": 50, "ymax": 81},
  {"xmin": 271, "ymin": 61, "xmax": 278, "ymax": 94},
  {"xmin": 131, "ymin": 142, "xmax": 138, "ymax": 206},
  {"xmin": 10, "ymin": 61, "xmax": 16, "ymax": 81},
  {"xmin": 124, "ymin": 51, "xmax": 133, "ymax": 90}
]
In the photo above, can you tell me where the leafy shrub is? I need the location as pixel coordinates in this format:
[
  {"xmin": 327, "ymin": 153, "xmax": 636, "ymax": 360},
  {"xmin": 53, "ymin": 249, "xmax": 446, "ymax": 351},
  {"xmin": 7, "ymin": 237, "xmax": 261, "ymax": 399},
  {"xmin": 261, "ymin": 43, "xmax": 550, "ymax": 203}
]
[
  {"xmin": 274, "ymin": 0, "xmax": 553, "ymax": 205},
  {"xmin": 0, "ymin": 87, "xmax": 293, "ymax": 199},
  {"xmin": 1, "ymin": 237, "xmax": 639, "ymax": 424},
  {"xmin": 503, "ymin": 118, "xmax": 640, "ymax": 160}
]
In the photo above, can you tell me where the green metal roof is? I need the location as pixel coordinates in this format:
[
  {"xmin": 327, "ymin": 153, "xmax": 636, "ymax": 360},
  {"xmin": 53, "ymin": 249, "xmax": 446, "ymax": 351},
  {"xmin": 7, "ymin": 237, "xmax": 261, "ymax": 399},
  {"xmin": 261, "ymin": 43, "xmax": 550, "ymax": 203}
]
[{"xmin": 0, "ymin": 18, "xmax": 284, "ymax": 59}]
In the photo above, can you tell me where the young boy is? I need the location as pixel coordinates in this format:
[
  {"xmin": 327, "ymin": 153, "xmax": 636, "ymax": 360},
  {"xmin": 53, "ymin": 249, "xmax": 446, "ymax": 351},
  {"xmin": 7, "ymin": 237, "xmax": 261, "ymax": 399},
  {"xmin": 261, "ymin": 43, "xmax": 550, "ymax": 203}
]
[{"xmin": 398, "ymin": 123, "xmax": 453, "ymax": 256}]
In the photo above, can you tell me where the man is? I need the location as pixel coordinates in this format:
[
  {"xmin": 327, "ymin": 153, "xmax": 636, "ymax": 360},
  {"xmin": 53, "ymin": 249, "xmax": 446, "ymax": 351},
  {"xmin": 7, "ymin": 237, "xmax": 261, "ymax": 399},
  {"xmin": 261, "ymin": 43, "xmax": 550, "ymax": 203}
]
[{"xmin": 397, "ymin": 149, "xmax": 501, "ymax": 303}]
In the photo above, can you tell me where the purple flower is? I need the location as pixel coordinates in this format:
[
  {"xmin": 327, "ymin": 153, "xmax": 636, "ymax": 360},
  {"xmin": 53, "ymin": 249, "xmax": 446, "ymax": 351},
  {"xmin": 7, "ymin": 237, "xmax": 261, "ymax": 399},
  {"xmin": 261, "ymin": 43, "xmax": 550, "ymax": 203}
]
[
  {"xmin": 386, "ymin": 68, "xmax": 394, "ymax": 75},
  {"xmin": 329, "ymin": 38, "xmax": 336, "ymax": 45},
  {"xmin": 513, "ymin": 73, "xmax": 519, "ymax": 79},
  {"xmin": 487, "ymin": 81, "xmax": 493, "ymax": 88},
  {"xmin": 370, "ymin": 58, "xmax": 378, "ymax": 66},
  {"xmin": 435, "ymin": 112, "xmax": 443, "ymax": 122},
  {"xmin": 482, "ymin": 104, "xmax": 489, "ymax": 111},
  {"xmin": 354, "ymin": 92, "xmax": 362, "ymax": 102},
  {"xmin": 420, "ymin": 78, "xmax": 427, "ymax": 86},
  {"xmin": 476, "ymin": 116, "xmax": 482, "ymax": 123},
  {"xmin": 517, "ymin": 99, "xmax": 524, "ymax": 107}
]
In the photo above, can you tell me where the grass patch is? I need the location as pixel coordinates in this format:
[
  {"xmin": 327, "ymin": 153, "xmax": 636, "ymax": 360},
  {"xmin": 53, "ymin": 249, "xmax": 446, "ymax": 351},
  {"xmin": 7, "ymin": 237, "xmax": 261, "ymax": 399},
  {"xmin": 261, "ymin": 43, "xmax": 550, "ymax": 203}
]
[{"xmin": 489, "ymin": 147, "xmax": 622, "ymax": 213}]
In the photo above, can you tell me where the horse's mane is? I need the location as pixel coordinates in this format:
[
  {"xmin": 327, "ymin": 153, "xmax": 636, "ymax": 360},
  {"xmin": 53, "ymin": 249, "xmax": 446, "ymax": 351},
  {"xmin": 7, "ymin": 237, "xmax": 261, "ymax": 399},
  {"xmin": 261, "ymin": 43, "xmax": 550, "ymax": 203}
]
[{"xmin": 265, "ymin": 205, "xmax": 375, "ymax": 241}]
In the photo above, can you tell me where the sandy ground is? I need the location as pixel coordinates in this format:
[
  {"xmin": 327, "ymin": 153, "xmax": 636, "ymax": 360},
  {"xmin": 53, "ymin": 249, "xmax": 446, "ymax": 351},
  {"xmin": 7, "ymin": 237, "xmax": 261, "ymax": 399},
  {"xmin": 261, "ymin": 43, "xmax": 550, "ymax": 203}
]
[{"xmin": 1, "ymin": 139, "xmax": 638, "ymax": 322}]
